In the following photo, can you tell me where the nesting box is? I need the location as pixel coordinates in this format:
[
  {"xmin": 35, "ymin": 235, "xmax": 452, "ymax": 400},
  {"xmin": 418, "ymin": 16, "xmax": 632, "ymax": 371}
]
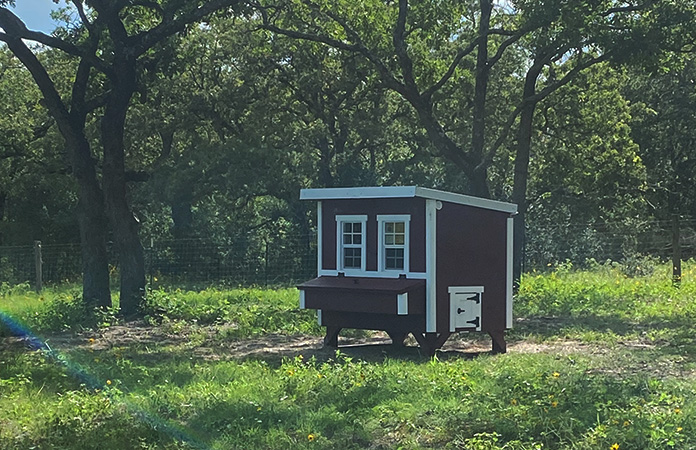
[{"xmin": 298, "ymin": 186, "xmax": 517, "ymax": 355}]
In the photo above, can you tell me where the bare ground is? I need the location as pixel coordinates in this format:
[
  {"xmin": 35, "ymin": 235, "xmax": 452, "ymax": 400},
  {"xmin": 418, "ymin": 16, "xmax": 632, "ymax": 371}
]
[
  {"xmin": 0, "ymin": 319, "xmax": 696, "ymax": 379},
  {"xmin": 4, "ymin": 319, "xmax": 695, "ymax": 379}
]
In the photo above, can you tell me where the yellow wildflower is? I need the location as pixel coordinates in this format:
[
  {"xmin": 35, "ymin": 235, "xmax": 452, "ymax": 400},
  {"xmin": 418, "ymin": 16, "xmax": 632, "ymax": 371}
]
[
  {"xmin": 551, "ymin": 401, "xmax": 558, "ymax": 408},
  {"xmin": 88, "ymin": 338, "xmax": 96, "ymax": 344},
  {"xmin": 511, "ymin": 399, "xmax": 518, "ymax": 405},
  {"xmin": 675, "ymin": 408, "xmax": 681, "ymax": 414},
  {"xmin": 106, "ymin": 379, "xmax": 112, "ymax": 385},
  {"xmin": 611, "ymin": 444, "xmax": 619, "ymax": 450},
  {"xmin": 307, "ymin": 434, "xmax": 315, "ymax": 442},
  {"xmin": 677, "ymin": 427, "xmax": 683, "ymax": 432},
  {"xmin": 552, "ymin": 372, "xmax": 560, "ymax": 378},
  {"xmin": 623, "ymin": 421, "xmax": 630, "ymax": 427}
]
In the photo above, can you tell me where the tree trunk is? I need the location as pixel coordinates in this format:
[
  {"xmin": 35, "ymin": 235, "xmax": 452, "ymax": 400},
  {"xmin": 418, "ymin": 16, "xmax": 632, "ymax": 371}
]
[
  {"xmin": 75, "ymin": 162, "xmax": 111, "ymax": 309},
  {"xmin": 0, "ymin": 192, "xmax": 5, "ymax": 245},
  {"xmin": 512, "ymin": 103, "xmax": 535, "ymax": 287},
  {"xmin": 102, "ymin": 62, "xmax": 145, "ymax": 316},
  {"xmin": 317, "ymin": 136, "xmax": 334, "ymax": 187},
  {"xmin": 71, "ymin": 129, "xmax": 111, "ymax": 309},
  {"xmin": 171, "ymin": 193, "xmax": 194, "ymax": 239},
  {"xmin": 469, "ymin": 0, "xmax": 493, "ymax": 198},
  {"xmin": 0, "ymin": 13, "xmax": 112, "ymax": 308},
  {"xmin": 512, "ymin": 67, "xmax": 542, "ymax": 288}
]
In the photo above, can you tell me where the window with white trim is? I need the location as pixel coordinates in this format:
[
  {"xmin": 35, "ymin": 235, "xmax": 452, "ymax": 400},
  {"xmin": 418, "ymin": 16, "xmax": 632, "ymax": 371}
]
[
  {"xmin": 378, "ymin": 215, "xmax": 410, "ymax": 273},
  {"xmin": 336, "ymin": 215, "xmax": 367, "ymax": 272}
]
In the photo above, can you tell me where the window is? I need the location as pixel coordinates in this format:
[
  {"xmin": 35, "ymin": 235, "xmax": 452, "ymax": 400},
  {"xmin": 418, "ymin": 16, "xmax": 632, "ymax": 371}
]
[
  {"xmin": 336, "ymin": 215, "xmax": 367, "ymax": 272},
  {"xmin": 378, "ymin": 215, "xmax": 410, "ymax": 273}
]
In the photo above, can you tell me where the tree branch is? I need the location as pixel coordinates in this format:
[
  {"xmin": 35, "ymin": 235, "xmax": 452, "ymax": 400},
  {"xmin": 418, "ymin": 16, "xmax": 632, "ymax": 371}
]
[
  {"xmin": 528, "ymin": 52, "xmax": 611, "ymax": 104},
  {"xmin": 0, "ymin": 7, "xmax": 112, "ymax": 76},
  {"xmin": 132, "ymin": 0, "xmax": 242, "ymax": 56},
  {"xmin": 423, "ymin": 35, "xmax": 481, "ymax": 100},
  {"xmin": 393, "ymin": 0, "xmax": 417, "ymax": 93}
]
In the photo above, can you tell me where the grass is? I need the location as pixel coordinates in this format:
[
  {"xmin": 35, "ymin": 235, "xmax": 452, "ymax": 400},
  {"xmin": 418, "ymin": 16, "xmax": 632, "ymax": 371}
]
[{"xmin": 1, "ymin": 262, "xmax": 696, "ymax": 449}]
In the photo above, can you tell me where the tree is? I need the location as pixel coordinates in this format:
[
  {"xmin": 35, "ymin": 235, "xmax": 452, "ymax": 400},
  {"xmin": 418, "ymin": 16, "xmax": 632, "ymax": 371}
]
[
  {"xmin": 624, "ymin": 57, "xmax": 696, "ymax": 283},
  {"xmin": 0, "ymin": 0, "xmax": 244, "ymax": 313},
  {"xmin": 257, "ymin": 0, "xmax": 696, "ymax": 284},
  {"xmin": 522, "ymin": 64, "xmax": 647, "ymax": 266}
]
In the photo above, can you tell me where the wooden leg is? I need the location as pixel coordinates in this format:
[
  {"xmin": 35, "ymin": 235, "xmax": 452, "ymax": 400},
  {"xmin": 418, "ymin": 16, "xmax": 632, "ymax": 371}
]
[
  {"xmin": 323, "ymin": 326, "xmax": 341, "ymax": 348},
  {"xmin": 386, "ymin": 331, "xmax": 407, "ymax": 347},
  {"xmin": 488, "ymin": 330, "xmax": 507, "ymax": 354},
  {"xmin": 413, "ymin": 332, "xmax": 451, "ymax": 356}
]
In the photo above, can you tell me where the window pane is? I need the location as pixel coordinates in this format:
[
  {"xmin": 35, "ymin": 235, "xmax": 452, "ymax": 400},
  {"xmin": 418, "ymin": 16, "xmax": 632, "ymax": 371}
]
[
  {"xmin": 353, "ymin": 222, "xmax": 361, "ymax": 233},
  {"xmin": 344, "ymin": 248, "xmax": 361, "ymax": 268},
  {"xmin": 344, "ymin": 222, "xmax": 352, "ymax": 233},
  {"xmin": 395, "ymin": 222, "xmax": 405, "ymax": 233},
  {"xmin": 385, "ymin": 248, "xmax": 404, "ymax": 270},
  {"xmin": 385, "ymin": 235, "xmax": 394, "ymax": 245},
  {"xmin": 343, "ymin": 234, "xmax": 352, "ymax": 245},
  {"xmin": 353, "ymin": 234, "xmax": 361, "ymax": 245},
  {"xmin": 385, "ymin": 222, "xmax": 394, "ymax": 233},
  {"xmin": 395, "ymin": 234, "xmax": 404, "ymax": 245}
]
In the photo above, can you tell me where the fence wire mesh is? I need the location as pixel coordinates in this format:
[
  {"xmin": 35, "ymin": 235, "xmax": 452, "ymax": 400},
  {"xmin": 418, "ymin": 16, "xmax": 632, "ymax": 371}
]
[{"xmin": 1, "ymin": 218, "xmax": 695, "ymax": 288}]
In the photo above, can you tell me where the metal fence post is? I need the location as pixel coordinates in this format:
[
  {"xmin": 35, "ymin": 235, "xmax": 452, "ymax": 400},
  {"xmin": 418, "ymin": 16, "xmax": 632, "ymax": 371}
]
[{"xmin": 33, "ymin": 240, "xmax": 43, "ymax": 292}]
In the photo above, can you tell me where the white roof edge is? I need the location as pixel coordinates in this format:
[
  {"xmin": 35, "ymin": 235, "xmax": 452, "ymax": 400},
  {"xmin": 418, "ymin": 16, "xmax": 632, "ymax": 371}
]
[
  {"xmin": 300, "ymin": 186, "xmax": 517, "ymax": 214},
  {"xmin": 300, "ymin": 186, "xmax": 417, "ymax": 200},
  {"xmin": 414, "ymin": 187, "xmax": 518, "ymax": 214}
]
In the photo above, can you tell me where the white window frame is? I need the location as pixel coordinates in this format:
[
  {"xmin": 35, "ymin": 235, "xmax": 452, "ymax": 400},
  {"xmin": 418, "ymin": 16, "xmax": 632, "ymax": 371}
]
[
  {"xmin": 335, "ymin": 215, "xmax": 368, "ymax": 274},
  {"xmin": 377, "ymin": 214, "xmax": 410, "ymax": 274}
]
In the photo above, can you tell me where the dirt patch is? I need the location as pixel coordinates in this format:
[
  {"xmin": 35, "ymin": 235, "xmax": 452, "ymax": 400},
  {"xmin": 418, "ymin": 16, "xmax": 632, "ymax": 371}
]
[{"xmin": 3, "ymin": 320, "xmax": 695, "ymax": 379}]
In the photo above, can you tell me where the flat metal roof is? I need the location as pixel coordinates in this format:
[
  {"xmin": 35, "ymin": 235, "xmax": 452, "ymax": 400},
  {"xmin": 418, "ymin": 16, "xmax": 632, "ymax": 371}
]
[{"xmin": 300, "ymin": 186, "xmax": 517, "ymax": 214}]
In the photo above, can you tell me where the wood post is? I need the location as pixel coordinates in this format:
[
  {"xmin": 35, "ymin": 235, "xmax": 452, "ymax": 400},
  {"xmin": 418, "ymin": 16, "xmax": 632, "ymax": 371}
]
[
  {"xmin": 413, "ymin": 332, "xmax": 451, "ymax": 357},
  {"xmin": 386, "ymin": 331, "xmax": 407, "ymax": 347},
  {"xmin": 672, "ymin": 213, "xmax": 682, "ymax": 287},
  {"xmin": 33, "ymin": 240, "xmax": 42, "ymax": 293},
  {"xmin": 489, "ymin": 330, "xmax": 507, "ymax": 354},
  {"xmin": 323, "ymin": 326, "xmax": 341, "ymax": 347}
]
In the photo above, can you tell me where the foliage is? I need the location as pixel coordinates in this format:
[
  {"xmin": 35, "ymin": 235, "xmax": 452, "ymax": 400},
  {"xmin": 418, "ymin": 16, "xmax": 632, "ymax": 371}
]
[
  {"xmin": 142, "ymin": 287, "xmax": 322, "ymax": 337},
  {"xmin": 516, "ymin": 259, "xmax": 696, "ymax": 317},
  {"xmin": 0, "ymin": 285, "xmax": 120, "ymax": 334}
]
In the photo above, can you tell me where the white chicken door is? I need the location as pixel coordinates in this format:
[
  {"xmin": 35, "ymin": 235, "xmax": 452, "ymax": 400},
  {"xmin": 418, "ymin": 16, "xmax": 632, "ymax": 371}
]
[{"xmin": 448, "ymin": 286, "xmax": 483, "ymax": 332}]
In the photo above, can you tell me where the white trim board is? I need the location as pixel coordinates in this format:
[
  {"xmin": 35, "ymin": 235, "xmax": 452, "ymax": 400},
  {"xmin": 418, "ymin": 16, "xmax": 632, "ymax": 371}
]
[
  {"xmin": 335, "ymin": 215, "xmax": 368, "ymax": 274},
  {"xmin": 318, "ymin": 269, "xmax": 427, "ymax": 279},
  {"xmin": 316, "ymin": 201, "xmax": 323, "ymax": 275},
  {"xmin": 425, "ymin": 199, "xmax": 438, "ymax": 332},
  {"xmin": 377, "ymin": 214, "xmax": 411, "ymax": 274},
  {"xmin": 506, "ymin": 217, "xmax": 514, "ymax": 329},
  {"xmin": 300, "ymin": 186, "xmax": 517, "ymax": 214}
]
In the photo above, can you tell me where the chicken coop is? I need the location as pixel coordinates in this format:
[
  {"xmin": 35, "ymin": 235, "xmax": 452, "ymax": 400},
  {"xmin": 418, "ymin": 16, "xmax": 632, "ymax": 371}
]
[{"xmin": 298, "ymin": 186, "xmax": 517, "ymax": 355}]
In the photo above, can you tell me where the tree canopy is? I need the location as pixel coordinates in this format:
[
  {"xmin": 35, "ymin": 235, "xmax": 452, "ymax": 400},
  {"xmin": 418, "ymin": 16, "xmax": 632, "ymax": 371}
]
[{"xmin": 1, "ymin": 0, "xmax": 696, "ymax": 305}]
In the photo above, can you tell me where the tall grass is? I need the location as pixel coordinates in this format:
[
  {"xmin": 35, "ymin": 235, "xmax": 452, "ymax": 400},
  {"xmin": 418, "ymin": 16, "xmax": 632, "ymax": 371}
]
[{"xmin": 517, "ymin": 260, "xmax": 696, "ymax": 320}]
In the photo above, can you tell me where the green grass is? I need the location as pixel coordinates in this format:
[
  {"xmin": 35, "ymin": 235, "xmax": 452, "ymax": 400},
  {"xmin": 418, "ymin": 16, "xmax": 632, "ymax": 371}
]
[{"xmin": 1, "ymin": 263, "xmax": 696, "ymax": 449}]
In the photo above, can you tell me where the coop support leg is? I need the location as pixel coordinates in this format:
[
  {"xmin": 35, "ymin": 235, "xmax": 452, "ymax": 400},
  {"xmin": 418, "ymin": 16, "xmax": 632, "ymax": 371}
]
[
  {"xmin": 386, "ymin": 331, "xmax": 407, "ymax": 347},
  {"xmin": 413, "ymin": 332, "xmax": 451, "ymax": 357},
  {"xmin": 323, "ymin": 327, "xmax": 341, "ymax": 348},
  {"xmin": 489, "ymin": 330, "xmax": 506, "ymax": 354}
]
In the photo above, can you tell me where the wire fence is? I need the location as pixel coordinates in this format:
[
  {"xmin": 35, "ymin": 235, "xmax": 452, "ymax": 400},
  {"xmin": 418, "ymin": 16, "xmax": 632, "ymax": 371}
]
[
  {"xmin": 0, "ymin": 236, "xmax": 316, "ymax": 289},
  {"xmin": 524, "ymin": 217, "xmax": 696, "ymax": 270},
  {"xmin": 1, "ymin": 218, "xmax": 695, "ymax": 289}
]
